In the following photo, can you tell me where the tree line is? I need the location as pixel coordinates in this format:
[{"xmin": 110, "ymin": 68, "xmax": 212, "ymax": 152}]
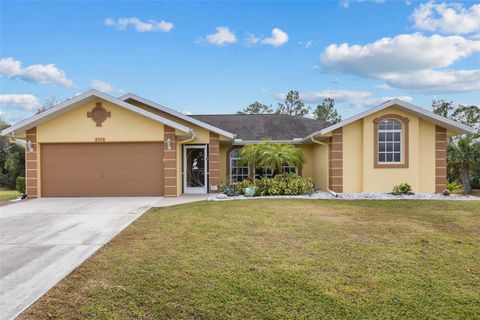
[
  {"xmin": 432, "ymin": 100, "xmax": 480, "ymax": 194},
  {"xmin": 237, "ymin": 90, "xmax": 342, "ymax": 125}
]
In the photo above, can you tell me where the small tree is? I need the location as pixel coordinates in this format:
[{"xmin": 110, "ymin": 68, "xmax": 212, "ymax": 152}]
[
  {"xmin": 276, "ymin": 91, "xmax": 310, "ymax": 117},
  {"xmin": 238, "ymin": 141, "xmax": 270, "ymax": 181},
  {"xmin": 447, "ymin": 137, "xmax": 480, "ymax": 194},
  {"xmin": 37, "ymin": 97, "xmax": 60, "ymax": 114},
  {"xmin": 313, "ymin": 98, "xmax": 342, "ymax": 124},
  {"xmin": 239, "ymin": 141, "xmax": 305, "ymax": 180},
  {"xmin": 432, "ymin": 99, "xmax": 454, "ymax": 118},
  {"xmin": 237, "ymin": 102, "xmax": 273, "ymax": 114},
  {"xmin": 258, "ymin": 143, "xmax": 305, "ymax": 173}
]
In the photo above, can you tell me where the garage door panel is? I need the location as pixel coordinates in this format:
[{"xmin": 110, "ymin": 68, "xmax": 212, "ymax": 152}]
[{"xmin": 41, "ymin": 143, "xmax": 164, "ymax": 196}]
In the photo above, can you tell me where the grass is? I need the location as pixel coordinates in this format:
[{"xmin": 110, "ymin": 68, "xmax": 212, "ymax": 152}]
[
  {"xmin": 0, "ymin": 189, "xmax": 20, "ymax": 201},
  {"xmin": 20, "ymin": 200, "xmax": 480, "ymax": 320}
]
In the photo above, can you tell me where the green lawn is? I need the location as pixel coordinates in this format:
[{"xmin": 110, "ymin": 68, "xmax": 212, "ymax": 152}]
[
  {"xmin": 0, "ymin": 189, "xmax": 20, "ymax": 201},
  {"xmin": 20, "ymin": 200, "xmax": 480, "ymax": 320}
]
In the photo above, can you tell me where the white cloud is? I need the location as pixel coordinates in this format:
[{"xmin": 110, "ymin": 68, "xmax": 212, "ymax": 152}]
[
  {"xmin": 200, "ymin": 27, "xmax": 237, "ymax": 46},
  {"xmin": 275, "ymin": 89, "xmax": 411, "ymax": 109},
  {"xmin": 104, "ymin": 17, "xmax": 173, "ymax": 32},
  {"xmin": 246, "ymin": 28, "xmax": 289, "ymax": 47},
  {"xmin": 340, "ymin": 0, "xmax": 385, "ymax": 9},
  {"xmin": 246, "ymin": 33, "xmax": 260, "ymax": 45},
  {"xmin": 299, "ymin": 89, "xmax": 372, "ymax": 106},
  {"xmin": 375, "ymin": 83, "xmax": 391, "ymax": 90},
  {"xmin": 385, "ymin": 69, "xmax": 480, "ymax": 93},
  {"xmin": 299, "ymin": 40, "xmax": 314, "ymax": 48},
  {"xmin": 90, "ymin": 80, "xmax": 113, "ymax": 93},
  {"xmin": 182, "ymin": 111, "xmax": 193, "ymax": 115},
  {"xmin": 412, "ymin": 2, "xmax": 480, "ymax": 34},
  {"xmin": 0, "ymin": 57, "xmax": 73, "ymax": 87},
  {"xmin": 261, "ymin": 28, "xmax": 289, "ymax": 47},
  {"xmin": 0, "ymin": 94, "xmax": 40, "ymax": 111},
  {"xmin": 321, "ymin": 33, "xmax": 480, "ymax": 77},
  {"xmin": 320, "ymin": 33, "xmax": 480, "ymax": 93},
  {"xmin": 90, "ymin": 80, "xmax": 125, "ymax": 94}
]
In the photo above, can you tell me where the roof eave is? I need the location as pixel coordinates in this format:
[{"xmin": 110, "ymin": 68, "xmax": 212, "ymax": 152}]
[
  {"xmin": 1, "ymin": 90, "xmax": 192, "ymax": 136},
  {"xmin": 317, "ymin": 99, "xmax": 474, "ymax": 136},
  {"xmin": 119, "ymin": 93, "xmax": 236, "ymax": 140}
]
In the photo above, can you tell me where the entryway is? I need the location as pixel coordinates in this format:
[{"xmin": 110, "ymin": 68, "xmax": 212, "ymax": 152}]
[{"xmin": 183, "ymin": 145, "xmax": 207, "ymax": 194}]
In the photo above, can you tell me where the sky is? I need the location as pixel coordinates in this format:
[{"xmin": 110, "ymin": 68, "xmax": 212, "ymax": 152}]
[{"xmin": 1, "ymin": 0, "xmax": 479, "ymax": 124}]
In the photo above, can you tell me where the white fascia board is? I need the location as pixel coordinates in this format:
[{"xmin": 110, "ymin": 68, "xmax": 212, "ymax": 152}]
[
  {"xmin": 1, "ymin": 90, "xmax": 193, "ymax": 136},
  {"xmin": 119, "ymin": 93, "xmax": 235, "ymax": 139},
  {"xmin": 307, "ymin": 99, "xmax": 473, "ymax": 139}
]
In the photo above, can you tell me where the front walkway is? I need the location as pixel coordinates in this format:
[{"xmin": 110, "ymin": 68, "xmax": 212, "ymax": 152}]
[{"xmin": 0, "ymin": 195, "xmax": 207, "ymax": 320}]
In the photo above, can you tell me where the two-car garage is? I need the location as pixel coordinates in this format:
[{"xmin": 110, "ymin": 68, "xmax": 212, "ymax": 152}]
[{"xmin": 40, "ymin": 142, "xmax": 164, "ymax": 197}]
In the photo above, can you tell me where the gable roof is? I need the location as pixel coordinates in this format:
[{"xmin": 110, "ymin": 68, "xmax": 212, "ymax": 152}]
[
  {"xmin": 1, "ymin": 90, "xmax": 193, "ymax": 137},
  {"xmin": 190, "ymin": 114, "xmax": 329, "ymax": 142},
  {"xmin": 305, "ymin": 99, "xmax": 473, "ymax": 140},
  {"xmin": 119, "ymin": 93, "xmax": 236, "ymax": 139}
]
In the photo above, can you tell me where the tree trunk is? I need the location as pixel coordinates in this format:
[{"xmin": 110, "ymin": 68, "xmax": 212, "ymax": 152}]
[{"xmin": 460, "ymin": 167, "xmax": 471, "ymax": 195}]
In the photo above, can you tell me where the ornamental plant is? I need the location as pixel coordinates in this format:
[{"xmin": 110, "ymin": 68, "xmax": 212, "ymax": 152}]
[
  {"xmin": 391, "ymin": 183, "xmax": 413, "ymax": 195},
  {"xmin": 239, "ymin": 141, "xmax": 305, "ymax": 181}
]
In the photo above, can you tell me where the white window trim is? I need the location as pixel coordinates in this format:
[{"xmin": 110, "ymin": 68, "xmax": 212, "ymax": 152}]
[
  {"xmin": 378, "ymin": 120, "xmax": 403, "ymax": 164},
  {"xmin": 229, "ymin": 150, "xmax": 249, "ymax": 184}
]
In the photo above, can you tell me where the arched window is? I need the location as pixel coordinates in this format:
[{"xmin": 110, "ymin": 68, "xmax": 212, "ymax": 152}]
[
  {"xmin": 378, "ymin": 119, "xmax": 402, "ymax": 163},
  {"xmin": 229, "ymin": 149, "xmax": 249, "ymax": 183}
]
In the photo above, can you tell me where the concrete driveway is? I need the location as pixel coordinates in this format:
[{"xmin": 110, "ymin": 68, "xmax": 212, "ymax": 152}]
[{"xmin": 0, "ymin": 195, "xmax": 206, "ymax": 320}]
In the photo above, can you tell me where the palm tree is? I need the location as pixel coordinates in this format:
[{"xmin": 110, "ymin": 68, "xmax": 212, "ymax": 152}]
[
  {"xmin": 259, "ymin": 143, "xmax": 304, "ymax": 173},
  {"xmin": 447, "ymin": 137, "xmax": 480, "ymax": 194},
  {"xmin": 238, "ymin": 141, "xmax": 269, "ymax": 181},
  {"xmin": 239, "ymin": 141, "xmax": 305, "ymax": 180}
]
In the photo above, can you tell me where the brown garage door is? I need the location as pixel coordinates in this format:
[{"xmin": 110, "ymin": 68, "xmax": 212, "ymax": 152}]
[{"xmin": 41, "ymin": 142, "xmax": 164, "ymax": 196}]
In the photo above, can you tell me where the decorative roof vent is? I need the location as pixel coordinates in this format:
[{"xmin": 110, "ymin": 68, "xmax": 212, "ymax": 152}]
[{"xmin": 87, "ymin": 102, "xmax": 111, "ymax": 127}]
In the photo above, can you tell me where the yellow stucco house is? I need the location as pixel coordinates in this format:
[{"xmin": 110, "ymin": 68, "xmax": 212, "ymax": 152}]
[{"xmin": 1, "ymin": 90, "xmax": 472, "ymax": 198}]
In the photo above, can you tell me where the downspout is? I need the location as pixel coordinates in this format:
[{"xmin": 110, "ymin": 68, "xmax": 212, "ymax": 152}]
[
  {"xmin": 310, "ymin": 136, "xmax": 338, "ymax": 197},
  {"xmin": 310, "ymin": 136, "xmax": 327, "ymax": 146},
  {"xmin": 178, "ymin": 129, "xmax": 196, "ymax": 144}
]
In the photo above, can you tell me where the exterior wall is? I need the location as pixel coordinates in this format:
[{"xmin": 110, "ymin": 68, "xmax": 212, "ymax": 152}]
[
  {"xmin": 296, "ymin": 144, "xmax": 314, "ymax": 179},
  {"xmin": 164, "ymin": 126, "xmax": 177, "ymax": 196},
  {"xmin": 329, "ymin": 128, "xmax": 343, "ymax": 193},
  {"xmin": 209, "ymin": 132, "xmax": 220, "ymax": 192},
  {"xmin": 338, "ymin": 106, "xmax": 437, "ymax": 193},
  {"xmin": 25, "ymin": 128, "xmax": 39, "ymax": 198},
  {"xmin": 419, "ymin": 120, "xmax": 436, "ymax": 192},
  {"xmin": 313, "ymin": 144, "xmax": 328, "ymax": 190},
  {"xmin": 37, "ymin": 99, "xmax": 164, "ymax": 143},
  {"xmin": 128, "ymin": 100, "xmax": 212, "ymax": 144},
  {"xmin": 435, "ymin": 126, "xmax": 447, "ymax": 193},
  {"xmin": 343, "ymin": 121, "xmax": 363, "ymax": 192},
  {"xmin": 219, "ymin": 145, "xmax": 229, "ymax": 185}
]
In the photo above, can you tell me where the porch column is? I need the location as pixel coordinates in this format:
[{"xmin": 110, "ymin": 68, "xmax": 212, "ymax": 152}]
[
  {"xmin": 164, "ymin": 126, "xmax": 177, "ymax": 196},
  {"xmin": 209, "ymin": 132, "xmax": 220, "ymax": 192},
  {"xmin": 329, "ymin": 128, "xmax": 343, "ymax": 193},
  {"xmin": 26, "ymin": 127, "xmax": 39, "ymax": 198},
  {"xmin": 435, "ymin": 126, "xmax": 447, "ymax": 193}
]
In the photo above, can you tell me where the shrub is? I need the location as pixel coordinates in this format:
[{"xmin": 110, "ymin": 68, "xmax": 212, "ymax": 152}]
[
  {"xmin": 232, "ymin": 179, "xmax": 254, "ymax": 196},
  {"xmin": 446, "ymin": 181, "xmax": 463, "ymax": 194},
  {"xmin": 16, "ymin": 176, "xmax": 26, "ymax": 194},
  {"xmin": 256, "ymin": 173, "xmax": 314, "ymax": 196},
  {"xmin": 392, "ymin": 183, "xmax": 413, "ymax": 195}
]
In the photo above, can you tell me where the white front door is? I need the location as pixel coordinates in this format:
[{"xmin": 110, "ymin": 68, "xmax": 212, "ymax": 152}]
[{"xmin": 183, "ymin": 145, "xmax": 208, "ymax": 194}]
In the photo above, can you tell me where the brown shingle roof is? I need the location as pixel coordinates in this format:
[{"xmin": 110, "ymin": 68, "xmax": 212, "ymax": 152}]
[{"xmin": 189, "ymin": 114, "xmax": 329, "ymax": 141}]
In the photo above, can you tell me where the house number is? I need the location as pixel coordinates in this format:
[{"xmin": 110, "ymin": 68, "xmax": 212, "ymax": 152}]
[{"xmin": 95, "ymin": 137, "xmax": 105, "ymax": 142}]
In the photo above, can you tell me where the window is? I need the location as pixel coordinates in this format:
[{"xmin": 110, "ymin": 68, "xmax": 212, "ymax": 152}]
[
  {"xmin": 378, "ymin": 119, "xmax": 402, "ymax": 163},
  {"xmin": 229, "ymin": 149, "xmax": 249, "ymax": 183},
  {"xmin": 281, "ymin": 164, "xmax": 298, "ymax": 174},
  {"xmin": 255, "ymin": 164, "xmax": 298, "ymax": 178},
  {"xmin": 255, "ymin": 168, "xmax": 274, "ymax": 179}
]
